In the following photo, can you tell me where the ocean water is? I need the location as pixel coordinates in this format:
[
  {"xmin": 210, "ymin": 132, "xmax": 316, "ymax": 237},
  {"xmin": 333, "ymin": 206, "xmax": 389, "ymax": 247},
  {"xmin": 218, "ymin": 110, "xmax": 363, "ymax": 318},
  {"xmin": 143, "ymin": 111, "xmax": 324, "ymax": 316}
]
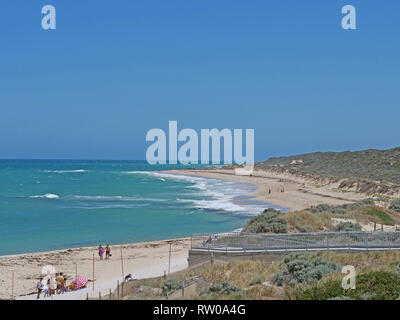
[{"xmin": 0, "ymin": 160, "xmax": 283, "ymax": 256}]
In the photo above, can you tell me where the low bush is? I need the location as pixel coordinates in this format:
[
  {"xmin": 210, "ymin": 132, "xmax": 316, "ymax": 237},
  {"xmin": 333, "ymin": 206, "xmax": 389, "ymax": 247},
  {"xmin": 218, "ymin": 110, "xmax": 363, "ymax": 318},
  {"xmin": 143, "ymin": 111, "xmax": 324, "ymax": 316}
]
[
  {"xmin": 309, "ymin": 204, "xmax": 332, "ymax": 213},
  {"xmin": 330, "ymin": 221, "xmax": 361, "ymax": 232},
  {"xmin": 248, "ymin": 276, "xmax": 263, "ymax": 286},
  {"xmin": 161, "ymin": 279, "xmax": 182, "ymax": 295},
  {"xmin": 270, "ymin": 253, "xmax": 341, "ymax": 287},
  {"xmin": 201, "ymin": 281, "xmax": 242, "ymax": 297},
  {"xmin": 242, "ymin": 208, "xmax": 288, "ymax": 233},
  {"xmin": 389, "ymin": 200, "xmax": 400, "ymax": 213},
  {"xmin": 298, "ymin": 271, "xmax": 400, "ymax": 300},
  {"xmin": 363, "ymin": 207, "xmax": 395, "ymax": 225},
  {"xmin": 309, "ymin": 199, "xmax": 377, "ymax": 214}
]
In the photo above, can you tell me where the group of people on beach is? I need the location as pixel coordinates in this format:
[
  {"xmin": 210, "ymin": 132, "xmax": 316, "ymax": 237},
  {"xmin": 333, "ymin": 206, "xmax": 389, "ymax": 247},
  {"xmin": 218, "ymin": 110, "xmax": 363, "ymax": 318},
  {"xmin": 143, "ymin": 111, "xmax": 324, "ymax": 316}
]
[
  {"xmin": 36, "ymin": 272, "xmax": 68, "ymax": 299},
  {"xmin": 98, "ymin": 244, "xmax": 111, "ymax": 260},
  {"xmin": 35, "ymin": 244, "xmax": 112, "ymax": 299},
  {"xmin": 202, "ymin": 235, "xmax": 218, "ymax": 247}
]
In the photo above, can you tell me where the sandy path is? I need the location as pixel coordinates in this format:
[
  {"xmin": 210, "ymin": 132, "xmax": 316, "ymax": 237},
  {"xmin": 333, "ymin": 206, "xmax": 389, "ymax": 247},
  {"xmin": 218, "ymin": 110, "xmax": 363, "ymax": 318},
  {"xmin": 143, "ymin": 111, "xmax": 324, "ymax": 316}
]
[
  {"xmin": 0, "ymin": 238, "xmax": 191, "ymax": 300},
  {"xmin": 166, "ymin": 168, "xmax": 365, "ymax": 211}
]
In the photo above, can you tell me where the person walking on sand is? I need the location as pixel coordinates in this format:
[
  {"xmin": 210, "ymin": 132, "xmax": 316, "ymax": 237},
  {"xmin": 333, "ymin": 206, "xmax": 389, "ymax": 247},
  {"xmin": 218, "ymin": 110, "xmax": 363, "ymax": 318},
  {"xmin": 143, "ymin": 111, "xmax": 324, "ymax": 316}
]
[
  {"xmin": 36, "ymin": 277, "xmax": 43, "ymax": 299},
  {"xmin": 105, "ymin": 244, "xmax": 111, "ymax": 259},
  {"xmin": 98, "ymin": 245, "xmax": 104, "ymax": 260}
]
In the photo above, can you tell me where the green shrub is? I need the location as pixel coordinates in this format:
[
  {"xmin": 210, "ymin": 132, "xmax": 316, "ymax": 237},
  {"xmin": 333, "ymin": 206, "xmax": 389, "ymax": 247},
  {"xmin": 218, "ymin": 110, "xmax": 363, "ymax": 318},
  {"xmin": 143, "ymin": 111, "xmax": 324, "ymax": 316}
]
[
  {"xmin": 309, "ymin": 204, "xmax": 332, "ymax": 213},
  {"xmin": 328, "ymin": 296, "xmax": 354, "ymax": 300},
  {"xmin": 249, "ymin": 276, "xmax": 263, "ymax": 286},
  {"xmin": 201, "ymin": 281, "xmax": 242, "ymax": 297},
  {"xmin": 270, "ymin": 253, "xmax": 341, "ymax": 287},
  {"xmin": 309, "ymin": 199, "xmax": 379, "ymax": 215},
  {"xmin": 359, "ymin": 198, "xmax": 375, "ymax": 206},
  {"xmin": 242, "ymin": 208, "xmax": 288, "ymax": 233},
  {"xmin": 364, "ymin": 208, "xmax": 395, "ymax": 225},
  {"xmin": 161, "ymin": 278, "xmax": 182, "ymax": 294},
  {"xmin": 331, "ymin": 207, "xmax": 346, "ymax": 214},
  {"xmin": 296, "ymin": 224, "xmax": 313, "ymax": 233},
  {"xmin": 389, "ymin": 200, "xmax": 400, "ymax": 213},
  {"xmin": 298, "ymin": 271, "xmax": 400, "ymax": 300},
  {"xmin": 330, "ymin": 221, "xmax": 361, "ymax": 232}
]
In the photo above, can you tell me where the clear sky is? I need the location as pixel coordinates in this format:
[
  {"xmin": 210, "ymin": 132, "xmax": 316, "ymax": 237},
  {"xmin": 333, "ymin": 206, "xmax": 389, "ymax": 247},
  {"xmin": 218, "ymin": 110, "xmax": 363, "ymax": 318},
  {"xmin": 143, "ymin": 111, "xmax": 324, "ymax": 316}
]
[{"xmin": 0, "ymin": 0, "xmax": 399, "ymax": 160}]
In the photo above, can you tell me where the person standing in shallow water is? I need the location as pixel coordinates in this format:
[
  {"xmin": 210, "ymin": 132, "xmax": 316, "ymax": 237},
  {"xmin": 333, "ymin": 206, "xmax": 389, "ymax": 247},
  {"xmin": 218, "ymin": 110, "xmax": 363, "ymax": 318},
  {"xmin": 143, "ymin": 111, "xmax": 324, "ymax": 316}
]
[
  {"xmin": 105, "ymin": 244, "xmax": 111, "ymax": 259},
  {"xmin": 98, "ymin": 245, "xmax": 104, "ymax": 260}
]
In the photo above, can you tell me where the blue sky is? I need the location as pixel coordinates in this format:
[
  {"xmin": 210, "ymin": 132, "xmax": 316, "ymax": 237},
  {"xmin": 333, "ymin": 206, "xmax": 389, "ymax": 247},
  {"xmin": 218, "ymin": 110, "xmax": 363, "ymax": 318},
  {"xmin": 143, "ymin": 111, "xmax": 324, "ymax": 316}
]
[{"xmin": 0, "ymin": 0, "xmax": 399, "ymax": 160}]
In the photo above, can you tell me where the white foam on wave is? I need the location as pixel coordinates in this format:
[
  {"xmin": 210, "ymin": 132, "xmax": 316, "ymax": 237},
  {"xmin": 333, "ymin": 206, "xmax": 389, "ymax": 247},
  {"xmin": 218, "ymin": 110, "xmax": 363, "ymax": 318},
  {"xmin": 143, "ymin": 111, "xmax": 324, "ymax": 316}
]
[
  {"xmin": 40, "ymin": 170, "xmax": 86, "ymax": 174},
  {"xmin": 178, "ymin": 198, "xmax": 246, "ymax": 212},
  {"xmin": 127, "ymin": 170, "xmax": 265, "ymax": 215},
  {"xmin": 73, "ymin": 203, "xmax": 150, "ymax": 210},
  {"xmin": 69, "ymin": 195, "xmax": 166, "ymax": 202},
  {"xmin": 30, "ymin": 193, "xmax": 60, "ymax": 199}
]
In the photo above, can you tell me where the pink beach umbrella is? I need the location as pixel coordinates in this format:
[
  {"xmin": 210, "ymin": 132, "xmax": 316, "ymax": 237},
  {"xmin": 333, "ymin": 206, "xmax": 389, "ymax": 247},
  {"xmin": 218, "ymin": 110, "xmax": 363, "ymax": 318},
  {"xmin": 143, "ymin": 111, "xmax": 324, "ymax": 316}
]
[{"xmin": 71, "ymin": 276, "xmax": 88, "ymax": 290}]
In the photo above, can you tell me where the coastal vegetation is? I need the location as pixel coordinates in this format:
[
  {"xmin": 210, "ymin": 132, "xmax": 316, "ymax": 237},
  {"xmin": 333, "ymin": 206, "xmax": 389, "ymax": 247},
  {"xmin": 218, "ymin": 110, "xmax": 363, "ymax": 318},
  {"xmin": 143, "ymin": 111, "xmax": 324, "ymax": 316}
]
[
  {"xmin": 255, "ymin": 147, "xmax": 400, "ymax": 184},
  {"xmin": 270, "ymin": 253, "xmax": 341, "ymax": 287},
  {"xmin": 242, "ymin": 199, "xmax": 400, "ymax": 234},
  {"xmin": 242, "ymin": 208, "xmax": 288, "ymax": 233},
  {"xmin": 254, "ymin": 146, "xmax": 400, "ymax": 195},
  {"xmin": 297, "ymin": 271, "xmax": 400, "ymax": 300},
  {"xmin": 113, "ymin": 250, "xmax": 400, "ymax": 300}
]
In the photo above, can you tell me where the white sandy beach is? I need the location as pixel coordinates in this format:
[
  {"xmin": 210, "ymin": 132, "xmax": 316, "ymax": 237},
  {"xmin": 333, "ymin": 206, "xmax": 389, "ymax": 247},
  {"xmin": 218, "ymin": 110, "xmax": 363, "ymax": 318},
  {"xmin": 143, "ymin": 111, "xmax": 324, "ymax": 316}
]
[{"xmin": 0, "ymin": 238, "xmax": 191, "ymax": 300}]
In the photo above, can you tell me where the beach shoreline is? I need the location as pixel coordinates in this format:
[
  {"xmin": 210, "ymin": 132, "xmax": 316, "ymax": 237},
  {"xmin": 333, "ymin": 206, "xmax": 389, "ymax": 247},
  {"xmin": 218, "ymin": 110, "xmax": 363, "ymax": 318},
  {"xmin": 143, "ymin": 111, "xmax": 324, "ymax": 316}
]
[{"xmin": 165, "ymin": 168, "xmax": 365, "ymax": 211}]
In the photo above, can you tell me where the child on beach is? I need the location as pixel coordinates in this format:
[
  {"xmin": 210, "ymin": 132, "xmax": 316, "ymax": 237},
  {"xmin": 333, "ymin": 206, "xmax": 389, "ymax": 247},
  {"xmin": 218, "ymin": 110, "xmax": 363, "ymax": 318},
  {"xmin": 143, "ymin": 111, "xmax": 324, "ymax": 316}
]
[
  {"xmin": 105, "ymin": 244, "xmax": 111, "ymax": 259},
  {"xmin": 98, "ymin": 245, "xmax": 104, "ymax": 260},
  {"xmin": 44, "ymin": 279, "xmax": 51, "ymax": 297}
]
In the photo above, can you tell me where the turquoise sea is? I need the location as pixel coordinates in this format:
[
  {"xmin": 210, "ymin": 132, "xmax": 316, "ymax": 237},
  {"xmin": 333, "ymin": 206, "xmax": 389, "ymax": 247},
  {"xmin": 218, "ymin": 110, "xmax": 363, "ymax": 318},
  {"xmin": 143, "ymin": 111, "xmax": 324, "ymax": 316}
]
[{"xmin": 0, "ymin": 160, "xmax": 285, "ymax": 256}]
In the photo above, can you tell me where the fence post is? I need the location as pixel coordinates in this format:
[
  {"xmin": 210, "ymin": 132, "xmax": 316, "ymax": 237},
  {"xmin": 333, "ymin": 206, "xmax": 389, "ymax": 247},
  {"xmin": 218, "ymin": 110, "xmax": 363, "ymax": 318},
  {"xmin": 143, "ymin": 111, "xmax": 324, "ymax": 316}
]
[
  {"xmin": 168, "ymin": 243, "xmax": 172, "ymax": 275},
  {"xmin": 99, "ymin": 291, "xmax": 101, "ymax": 300},
  {"xmin": 117, "ymin": 280, "xmax": 119, "ymax": 300},
  {"xmin": 86, "ymin": 292, "xmax": 89, "ymax": 300},
  {"xmin": 210, "ymin": 252, "xmax": 214, "ymax": 265},
  {"xmin": 93, "ymin": 253, "xmax": 95, "ymax": 292},
  {"xmin": 181, "ymin": 281, "xmax": 185, "ymax": 297},
  {"xmin": 110, "ymin": 289, "xmax": 112, "ymax": 300},
  {"xmin": 11, "ymin": 271, "xmax": 14, "ymax": 300},
  {"xmin": 120, "ymin": 247, "xmax": 125, "ymax": 281}
]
